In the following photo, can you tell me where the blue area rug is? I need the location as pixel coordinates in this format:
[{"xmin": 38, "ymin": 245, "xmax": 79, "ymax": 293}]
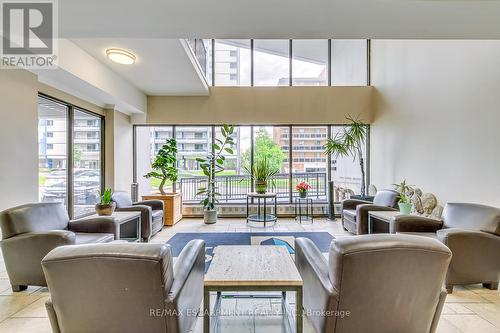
[{"xmin": 167, "ymin": 232, "xmax": 334, "ymax": 272}]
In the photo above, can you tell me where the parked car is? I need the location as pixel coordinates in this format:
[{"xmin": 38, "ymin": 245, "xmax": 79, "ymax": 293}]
[{"xmin": 41, "ymin": 170, "xmax": 101, "ymax": 205}]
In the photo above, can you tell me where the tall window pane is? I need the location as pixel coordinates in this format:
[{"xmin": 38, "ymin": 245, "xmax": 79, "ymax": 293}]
[
  {"xmin": 330, "ymin": 125, "xmax": 367, "ymax": 201},
  {"xmin": 331, "ymin": 39, "xmax": 368, "ymax": 86},
  {"xmin": 203, "ymin": 39, "xmax": 213, "ymax": 85},
  {"xmin": 292, "ymin": 40, "xmax": 328, "ymax": 86},
  {"xmin": 38, "ymin": 97, "xmax": 68, "ymax": 208},
  {"xmin": 291, "ymin": 126, "xmax": 328, "ymax": 201},
  {"xmin": 214, "ymin": 40, "xmax": 251, "ymax": 86},
  {"xmin": 254, "ymin": 126, "xmax": 289, "ymax": 202},
  {"xmin": 254, "ymin": 40, "xmax": 290, "ymax": 86},
  {"xmin": 135, "ymin": 126, "xmax": 173, "ymax": 197},
  {"xmin": 176, "ymin": 126, "xmax": 212, "ymax": 203},
  {"xmin": 73, "ymin": 110, "xmax": 102, "ymax": 217}
]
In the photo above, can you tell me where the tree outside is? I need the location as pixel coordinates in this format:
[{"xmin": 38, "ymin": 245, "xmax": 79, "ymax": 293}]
[{"xmin": 242, "ymin": 128, "xmax": 285, "ymax": 173}]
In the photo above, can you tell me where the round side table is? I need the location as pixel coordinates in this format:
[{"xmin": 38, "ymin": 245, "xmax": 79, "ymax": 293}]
[
  {"xmin": 294, "ymin": 197, "xmax": 314, "ymax": 224},
  {"xmin": 246, "ymin": 192, "xmax": 277, "ymax": 227}
]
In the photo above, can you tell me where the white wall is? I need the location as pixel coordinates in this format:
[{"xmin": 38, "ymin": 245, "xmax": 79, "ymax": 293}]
[
  {"xmin": 371, "ymin": 40, "xmax": 500, "ymax": 206},
  {"xmin": 0, "ymin": 70, "xmax": 39, "ymax": 210},
  {"xmin": 105, "ymin": 109, "xmax": 133, "ymax": 192}
]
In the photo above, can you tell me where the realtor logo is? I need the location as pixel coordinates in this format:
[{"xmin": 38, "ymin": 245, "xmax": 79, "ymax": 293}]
[{"xmin": 1, "ymin": 0, "xmax": 58, "ymax": 68}]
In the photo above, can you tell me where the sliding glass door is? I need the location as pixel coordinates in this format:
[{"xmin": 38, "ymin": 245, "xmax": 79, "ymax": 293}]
[{"xmin": 38, "ymin": 95, "xmax": 104, "ymax": 218}]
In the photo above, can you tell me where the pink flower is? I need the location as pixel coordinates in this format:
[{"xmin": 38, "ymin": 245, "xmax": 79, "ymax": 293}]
[{"xmin": 296, "ymin": 181, "xmax": 312, "ymax": 192}]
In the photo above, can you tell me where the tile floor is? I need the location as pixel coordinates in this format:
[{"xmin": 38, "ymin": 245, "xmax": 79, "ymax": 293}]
[{"xmin": 0, "ymin": 218, "xmax": 498, "ymax": 332}]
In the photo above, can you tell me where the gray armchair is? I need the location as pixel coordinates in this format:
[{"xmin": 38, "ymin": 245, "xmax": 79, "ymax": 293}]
[
  {"xmin": 341, "ymin": 189, "xmax": 399, "ymax": 234},
  {"xmin": 393, "ymin": 202, "xmax": 500, "ymax": 293},
  {"xmin": 112, "ymin": 191, "xmax": 164, "ymax": 242},
  {"xmin": 295, "ymin": 234, "xmax": 451, "ymax": 333},
  {"xmin": 42, "ymin": 240, "xmax": 205, "ymax": 333},
  {"xmin": 0, "ymin": 203, "xmax": 117, "ymax": 291}
]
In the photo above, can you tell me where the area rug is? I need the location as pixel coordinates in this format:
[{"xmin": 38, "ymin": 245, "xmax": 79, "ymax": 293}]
[{"xmin": 166, "ymin": 232, "xmax": 334, "ymax": 271}]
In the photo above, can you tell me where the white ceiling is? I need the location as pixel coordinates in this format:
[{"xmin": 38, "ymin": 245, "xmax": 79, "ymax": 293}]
[
  {"xmin": 59, "ymin": 0, "xmax": 500, "ymax": 39},
  {"xmin": 72, "ymin": 39, "xmax": 208, "ymax": 96}
]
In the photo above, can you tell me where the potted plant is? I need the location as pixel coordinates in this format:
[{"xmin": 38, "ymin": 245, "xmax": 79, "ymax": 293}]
[
  {"xmin": 246, "ymin": 157, "xmax": 279, "ymax": 194},
  {"xmin": 95, "ymin": 188, "xmax": 115, "ymax": 216},
  {"xmin": 296, "ymin": 181, "xmax": 311, "ymax": 198},
  {"xmin": 196, "ymin": 124, "xmax": 235, "ymax": 224},
  {"xmin": 393, "ymin": 179, "xmax": 414, "ymax": 214},
  {"xmin": 324, "ymin": 115, "xmax": 368, "ymax": 198},
  {"xmin": 398, "ymin": 193, "xmax": 413, "ymax": 214},
  {"xmin": 144, "ymin": 138, "xmax": 182, "ymax": 226}
]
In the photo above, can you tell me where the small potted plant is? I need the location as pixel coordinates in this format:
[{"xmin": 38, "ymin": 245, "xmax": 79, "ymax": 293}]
[
  {"xmin": 296, "ymin": 181, "xmax": 311, "ymax": 198},
  {"xmin": 398, "ymin": 192, "xmax": 413, "ymax": 214},
  {"xmin": 95, "ymin": 188, "xmax": 115, "ymax": 216},
  {"xmin": 246, "ymin": 157, "xmax": 279, "ymax": 194},
  {"xmin": 393, "ymin": 180, "xmax": 414, "ymax": 214},
  {"xmin": 197, "ymin": 124, "xmax": 235, "ymax": 224}
]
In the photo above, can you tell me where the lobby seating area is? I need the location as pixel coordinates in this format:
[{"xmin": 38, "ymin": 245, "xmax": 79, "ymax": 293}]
[{"xmin": 1, "ymin": 1, "xmax": 500, "ymax": 332}]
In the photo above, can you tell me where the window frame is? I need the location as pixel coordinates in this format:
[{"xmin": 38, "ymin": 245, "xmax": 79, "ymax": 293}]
[
  {"xmin": 133, "ymin": 123, "xmax": 370, "ymax": 208},
  {"xmin": 38, "ymin": 93, "xmax": 105, "ymax": 219}
]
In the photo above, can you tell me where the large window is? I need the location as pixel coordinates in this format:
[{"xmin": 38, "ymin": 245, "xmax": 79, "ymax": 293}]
[
  {"xmin": 292, "ymin": 40, "xmax": 328, "ymax": 86},
  {"xmin": 135, "ymin": 124, "xmax": 367, "ymax": 209},
  {"xmin": 214, "ymin": 40, "xmax": 251, "ymax": 86},
  {"xmin": 38, "ymin": 96, "xmax": 104, "ymax": 218},
  {"xmin": 193, "ymin": 39, "xmax": 368, "ymax": 87},
  {"xmin": 38, "ymin": 97, "xmax": 69, "ymax": 209},
  {"xmin": 331, "ymin": 40, "xmax": 368, "ymax": 86},
  {"xmin": 72, "ymin": 109, "xmax": 102, "ymax": 217},
  {"xmin": 254, "ymin": 40, "xmax": 290, "ymax": 86}
]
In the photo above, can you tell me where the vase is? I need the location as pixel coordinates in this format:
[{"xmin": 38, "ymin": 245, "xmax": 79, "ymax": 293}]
[
  {"xmin": 204, "ymin": 209, "xmax": 217, "ymax": 224},
  {"xmin": 255, "ymin": 180, "xmax": 267, "ymax": 194},
  {"xmin": 95, "ymin": 202, "xmax": 116, "ymax": 216},
  {"xmin": 299, "ymin": 191, "xmax": 307, "ymax": 198},
  {"xmin": 398, "ymin": 202, "xmax": 412, "ymax": 215}
]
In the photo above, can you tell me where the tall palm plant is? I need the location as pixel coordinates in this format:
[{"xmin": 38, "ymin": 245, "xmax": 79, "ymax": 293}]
[{"xmin": 324, "ymin": 115, "xmax": 368, "ymax": 196}]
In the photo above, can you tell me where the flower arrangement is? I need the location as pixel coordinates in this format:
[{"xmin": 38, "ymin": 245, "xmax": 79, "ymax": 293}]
[{"xmin": 296, "ymin": 181, "xmax": 311, "ymax": 198}]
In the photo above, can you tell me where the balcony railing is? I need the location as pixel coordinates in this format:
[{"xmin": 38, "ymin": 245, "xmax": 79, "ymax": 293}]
[
  {"xmin": 178, "ymin": 172, "xmax": 355, "ymax": 203},
  {"xmin": 187, "ymin": 39, "xmax": 207, "ymax": 77}
]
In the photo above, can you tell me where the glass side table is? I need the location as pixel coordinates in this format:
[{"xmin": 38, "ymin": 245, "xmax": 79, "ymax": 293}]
[
  {"xmin": 246, "ymin": 192, "xmax": 277, "ymax": 227},
  {"xmin": 294, "ymin": 197, "xmax": 314, "ymax": 224}
]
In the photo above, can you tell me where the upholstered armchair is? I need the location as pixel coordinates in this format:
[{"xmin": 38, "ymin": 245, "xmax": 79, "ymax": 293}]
[
  {"xmin": 341, "ymin": 189, "xmax": 399, "ymax": 234},
  {"xmin": 295, "ymin": 234, "xmax": 451, "ymax": 333},
  {"xmin": 393, "ymin": 202, "xmax": 500, "ymax": 293},
  {"xmin": 0, "ymin": 203, "xmax": 117, "ymax": 291},
  {"xmin": 112, "ymin": 191, "xmax": 164, "ymax": 242},
  {"xmin": 42, "ymin": 240, "xmax": 205, "ymax": 333}
]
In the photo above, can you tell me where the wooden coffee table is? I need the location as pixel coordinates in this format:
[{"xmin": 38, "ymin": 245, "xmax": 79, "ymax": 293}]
[
  {"xmin": 367, "ymin": 210, "xmax": 402, "ymax": 234},
  {"xmin": 204, "ymin": 245, "xmax": 303, "ymax": 333},
  {"xmin": 80, "ymin": 211, "xmax": 141, "ymax": 242}
]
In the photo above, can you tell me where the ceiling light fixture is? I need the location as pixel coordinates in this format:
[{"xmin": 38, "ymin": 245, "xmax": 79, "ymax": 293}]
[{"xmin": 106, "ymin": 48, "xmax": 136, "ymax": 65}]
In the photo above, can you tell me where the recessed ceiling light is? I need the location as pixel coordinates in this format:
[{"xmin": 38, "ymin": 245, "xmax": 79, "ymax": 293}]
[{"xmin": 106, "ymin": 48, "xmax": 136, "ymax": 65}]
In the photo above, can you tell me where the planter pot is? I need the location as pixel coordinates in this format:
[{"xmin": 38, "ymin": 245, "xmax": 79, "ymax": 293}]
[
  {"xmin": 299, "ymin": 191, "xmax": 307, "ymax": 199},
  {"xmin": 142, "ymin": 193, "xmax": 183, "ymax": 226},
  {"xmin": 255, "ymin": 180, "xmax": 267, "ymax": 194},
  {"xmin": 398, "ymin": 202, "xmax": 412, "ymax": 215},
  {"xmin": 95, "ymin": 202, "xmax": 116, "ymax": 216},
  {"xmin": 204, "ymin": 210, "xmax": 217, "ymax": 224}
]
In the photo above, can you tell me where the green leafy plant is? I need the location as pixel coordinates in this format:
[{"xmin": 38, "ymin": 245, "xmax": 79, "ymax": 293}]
[
  {"xmin": 324, "ymin": 115, "xmax": 368, "ymax": 196},
  {"xmin": 393, "ymin": 179, "xmax": 415, "ymax": 204},
  {"xmin": 99, "ymin": 188, "xmax": 113, "ymax": 205},
  {"xmin": 196, "ymin": 124, "xmax": 235, "ymax": 210},
  {"xmin": 244, "ymin": 157, "xmax": 279, "ymax": 193},
  {"xmin": 144, "ymin": 138, "xmax": 178, "ymax": 195},
  {"xmin": 241, "ymin": 128, "xmax": 285, "ymax": 173}
]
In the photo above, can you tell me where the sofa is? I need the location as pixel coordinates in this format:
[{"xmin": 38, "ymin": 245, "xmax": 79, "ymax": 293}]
[
  {"xmin": 295, "ymin": 234, "xmax": 451, "ymax": 333},
  {"xmin": 112, "ymin": 191, "xmax": 164, "ymax": 242},
  {"xmin": 42, "ymin": 240, "xmax": 205, "ymax": 333},
  {"xmin": 341, "ymin": 190, "xmax": 399, "ymax": 234},
  {"xmin": 393, "ymin": 202, "xmax": 500, "ymax": 293},
  {"xmin": 0, "ymin": 202, "xmax": 117, "ymax": 291}
]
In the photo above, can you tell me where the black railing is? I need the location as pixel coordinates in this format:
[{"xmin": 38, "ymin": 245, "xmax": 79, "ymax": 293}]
[
  {"xmin": 179, "ymin": 172, "xmax": 329, "ymax": 203},
  {"xmin": 187, "ymin": 39, "xmax": 207, "ymax": 77}
]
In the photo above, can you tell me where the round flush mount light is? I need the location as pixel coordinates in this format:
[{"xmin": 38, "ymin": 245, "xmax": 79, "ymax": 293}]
[{"xmin": 106, "ymin": 48, "xmax": 136, "ymax": 65}]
